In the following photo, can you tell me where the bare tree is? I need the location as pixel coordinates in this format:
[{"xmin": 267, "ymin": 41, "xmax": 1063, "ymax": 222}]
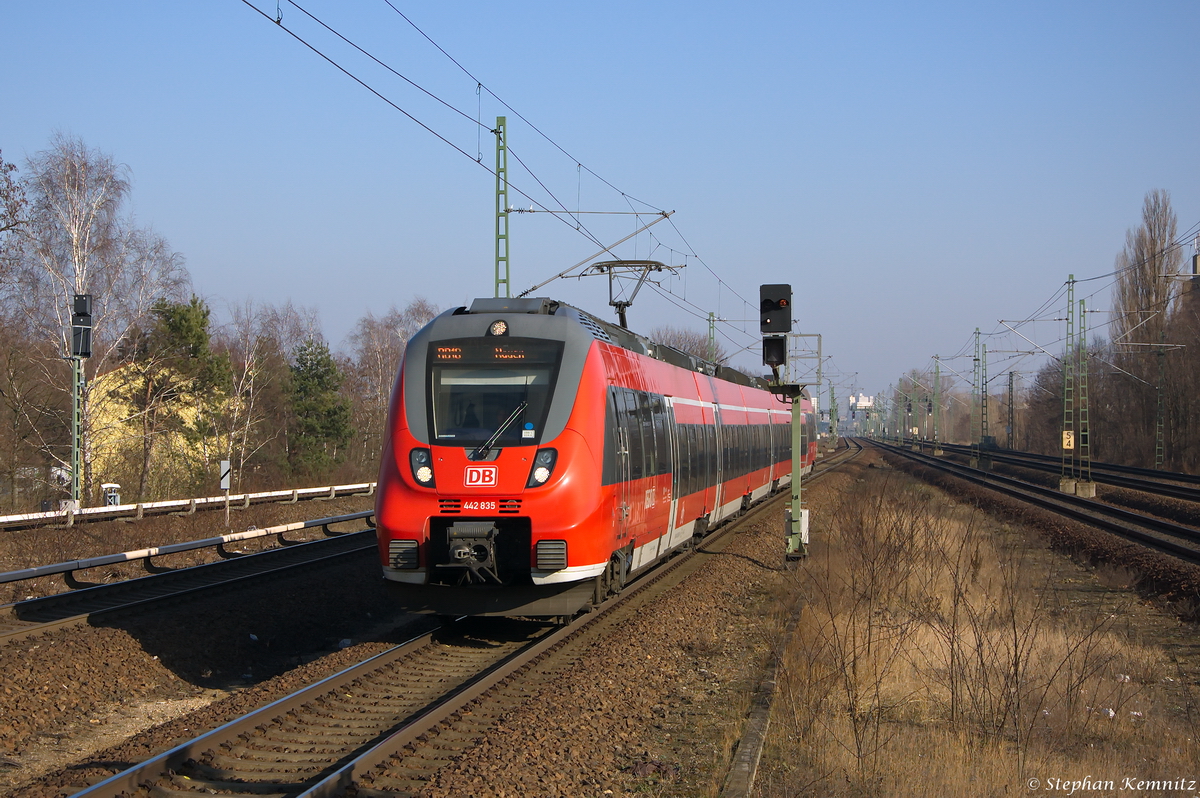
[
  {"xmin": 1111, "ymin": 190, "xmax": 1181, "ymax": 350},
  {"xmin": 1107, "ymin": 190, "xmax": 1182, "ymax": 465},
  {"xmin": 0, "ymin": 150, "xmax": 25, "ymax": 279},
  {"xmin": 213, "ymin": 299, "xmax": 322, "ymax": 491},
  {"xmin": 649, "ymin": 324, "xmax": 727, "ymax": 363},
  {"xmin": 11, "ymin": 134, "xmax": 188, "ymax": 503},
  {"xmin": 344, "ymin": 298, "xmax": 438, "ymax": 469}
]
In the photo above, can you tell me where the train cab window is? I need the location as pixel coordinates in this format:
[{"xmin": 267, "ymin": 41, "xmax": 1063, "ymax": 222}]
[{"xmin": 427, "ymin": 337, "xmax": 563, "ymax": 447}]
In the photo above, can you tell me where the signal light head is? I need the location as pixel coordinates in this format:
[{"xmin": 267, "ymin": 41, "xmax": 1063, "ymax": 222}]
[
  {"xmin": 760, "ymin": 284, "xmax": 793, "ymax": 333},
  {"xmin": 763, "ymin": 335, "xmax": 787, "ymax": 367}
]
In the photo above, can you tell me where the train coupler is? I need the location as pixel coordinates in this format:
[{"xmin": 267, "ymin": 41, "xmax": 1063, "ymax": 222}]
[{"xmin": 442, "ymin": 521, "xmax": 502, "ymax": 584}]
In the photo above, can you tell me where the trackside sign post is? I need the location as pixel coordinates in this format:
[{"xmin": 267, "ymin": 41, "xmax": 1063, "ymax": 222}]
[{"xmin": 221, "ymin": 459, "xmax": 231, "ymax": 525}]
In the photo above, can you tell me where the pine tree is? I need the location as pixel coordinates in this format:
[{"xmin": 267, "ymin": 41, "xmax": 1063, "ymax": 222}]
[{"xmin": 288, "ymin": 338, "xmax": 353, "ymax": 478}]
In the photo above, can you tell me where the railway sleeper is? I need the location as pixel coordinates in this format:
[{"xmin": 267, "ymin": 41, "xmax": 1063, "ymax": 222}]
[
  {"xmin": 265, "ymin": 727, "xmax": 373, "ymax": 745},
  {"xmin": 220, "ymin": 744, "xmax": 344, "ymax": 763},
  {"xmin": 149, "ymin": 787, "xmax": 276, "ymax": 798},
  {"xmin": 165, "ymin": 770, "xmax": 302, "ymax": 795},
  {"xmin": 305, "ymin": 704, "xmax": 419, "ymax": 720},
  {"xmin": 193, "ymin": 758, "xmax": 316, "ymax": 783},
  {"xmin": 289, "ymin": 711, "xmax": 394, "ymax": 730},
  {"xmin": 224, "ymin": 740, "xmax": 352, "ymax": 759}
]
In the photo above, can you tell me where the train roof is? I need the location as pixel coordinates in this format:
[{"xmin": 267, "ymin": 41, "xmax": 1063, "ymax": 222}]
[{"xmin": 462, "ymin": 297, "xmax": 777, "ymax": 393}]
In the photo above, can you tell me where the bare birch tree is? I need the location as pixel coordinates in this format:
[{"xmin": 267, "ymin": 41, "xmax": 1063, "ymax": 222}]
[
  {"xmin": 12, "ymin": 134, "xmax": 188, "ymax": 503},
  {"xmin": 0, "ymin": 150, "xmax": 25, "ymax": 279}
]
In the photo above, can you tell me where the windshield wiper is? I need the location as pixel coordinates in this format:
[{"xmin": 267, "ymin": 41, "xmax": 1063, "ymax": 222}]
[{"xmin": 470, "ymin": 401, "xmax": 528, "ymax": 461}]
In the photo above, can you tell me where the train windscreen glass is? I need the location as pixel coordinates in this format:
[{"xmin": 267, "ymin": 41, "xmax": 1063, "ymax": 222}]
[{"xmin": 428, "ymin": 338, "xmax": 564, "ymax": 446}]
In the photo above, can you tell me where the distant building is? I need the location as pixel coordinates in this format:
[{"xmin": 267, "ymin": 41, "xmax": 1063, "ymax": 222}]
[{"xmin": 850, "ymin": 393, "xmax": 874, "ymax": 410}]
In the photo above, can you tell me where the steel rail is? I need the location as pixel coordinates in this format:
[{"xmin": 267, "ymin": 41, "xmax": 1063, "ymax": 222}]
[
  {"xmin": 0, "ymin": 511, "xmax": 373, "ymax": 585},
  {"xmin": 936, "ymin": 441, "xmax": 1200, "ymax": 494},
  {"xmin": 69, "ymin": 451, "xmax": 848, "ymax": 798},
  {"xmin": 1, "ymin": 519, "xmax": 376, "ymax": 646},
  {"xmin": 873, "ymin": 440, "xmax": 1200, "ymax": 565},
  {"xmin": 0, "ymin": 482, "xmax": 377, "ymax": 532}
]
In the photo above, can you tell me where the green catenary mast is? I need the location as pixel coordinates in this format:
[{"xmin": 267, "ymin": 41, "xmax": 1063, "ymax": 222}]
[{"xmin": 494, "ymin": 116, "xmax": 510, "ymax": 298}]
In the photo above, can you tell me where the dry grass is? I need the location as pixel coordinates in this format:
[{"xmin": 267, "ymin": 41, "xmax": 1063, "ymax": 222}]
[{"xmin": 758, "ymin": 477, "xmax": 1200, "ymax": 797}]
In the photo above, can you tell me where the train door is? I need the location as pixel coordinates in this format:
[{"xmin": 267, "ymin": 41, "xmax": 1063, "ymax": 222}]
[
  {"xmin": 711, "ymin": 404, "xmax": 723, "ymax": 517},
  {"xmin": 664, "ymin": 397, "xmax": 686, "ymax": 549},
  {"xmin": 609, "ymin": 387, "xmax": 632, "ymax": 548},
  {"xmin": 646, "ymin": 394, "xmax": 675, "ymax": 553}
]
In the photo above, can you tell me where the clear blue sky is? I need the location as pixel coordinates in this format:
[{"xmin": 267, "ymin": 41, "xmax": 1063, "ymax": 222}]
[{"xmin": 4, "ymin": 1, "xmax": 1198, "ymax": 400}]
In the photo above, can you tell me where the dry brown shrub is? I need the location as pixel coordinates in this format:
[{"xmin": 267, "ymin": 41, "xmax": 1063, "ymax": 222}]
[{"xmin": 760, "ymin": 477, "xmax": 1199, "ymax": 796}]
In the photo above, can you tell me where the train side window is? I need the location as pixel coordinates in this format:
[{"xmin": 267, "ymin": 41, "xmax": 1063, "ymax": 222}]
[
  {"xmin": 674, "ymin": 422, "xmax": 687, "ymax": 495},
  {"xmin": 621, "ymin": 389, "xmax": 644, "ymax": 480},
  {"xmin": 710, "ymin": 421, "xmax": 719, "ymax": 485},
  {"xmin": 637, "ymin": 392, "xmax": 657, "ymax": 479},
  {"xmin": 653, "ymin": 396, "xmax": 672, "ymax": 475}
]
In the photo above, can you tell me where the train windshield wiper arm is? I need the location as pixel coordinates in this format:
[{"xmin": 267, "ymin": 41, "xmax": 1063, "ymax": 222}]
[{"xmin": 470, "ymin": 401, "xmax": 528, "ymax": 460}]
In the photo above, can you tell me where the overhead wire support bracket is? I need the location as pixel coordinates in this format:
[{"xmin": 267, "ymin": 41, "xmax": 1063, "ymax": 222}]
[
  {"xmin": 581, "ymin": 260, "xmax": 680, "ymax": 328},
  {"xmin": 516, "ymin": 211, "xmax": 674, "ymax": 298}
]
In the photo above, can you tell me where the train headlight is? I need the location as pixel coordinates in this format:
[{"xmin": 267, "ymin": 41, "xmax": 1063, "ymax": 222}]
[
  {"xmin": 410, "ymin": 448, "xmax": 436, "ymax": 487},
  {"xmin": 526, "ymin": 448, "xmax": 557, "ymax": 487},
  {"xmin": 487, "ymin": 319, "xmax": 509, "ymax": 336}
]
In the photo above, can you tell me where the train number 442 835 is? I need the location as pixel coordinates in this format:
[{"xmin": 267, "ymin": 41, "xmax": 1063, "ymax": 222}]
[{"xmin": 462, "ymin": 500, "xmax": 498, "ymax": 511}]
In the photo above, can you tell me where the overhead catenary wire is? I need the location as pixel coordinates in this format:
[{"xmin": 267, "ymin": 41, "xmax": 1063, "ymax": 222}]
[
  {"xmin": 379, "ymin": 0, "xmax": 667, "ymax": 216},
  {"xmin": 247, "ymin": 0, "xmax": 757, "ymax": 362},
  {"xmin": 276, "ymin": 0, "xmax": 607, "ymax": 250}
]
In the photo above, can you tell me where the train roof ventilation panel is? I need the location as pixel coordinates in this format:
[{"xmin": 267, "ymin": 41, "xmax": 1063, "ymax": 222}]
[
  {"xmin": 574, "ymin": 313, "xmax": 613, "ymax": 342},
  {"xmin": 468, "ymin": 297, "xmax": 559, "ymax": 315}
]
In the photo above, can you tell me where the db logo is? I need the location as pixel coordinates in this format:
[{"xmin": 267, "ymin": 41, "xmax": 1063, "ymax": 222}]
[{"xmin": 464, "ymin": 465, "xmax": 498, "ymax": 487}]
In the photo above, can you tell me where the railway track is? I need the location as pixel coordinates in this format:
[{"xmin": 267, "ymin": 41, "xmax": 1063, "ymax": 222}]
[
  {"xmin": 872, "ymin": 439, "xmax": 1200, "ymax": 565},
  {"xmin": 0, "ymin": 519, "xmax": 376, "ymax": 646},
  {"xmin": 932, "ymin": 441, "xmax": 1200, "ymax": 501},
  {"xmin": 69, "ymin": 442, "xmax": 863, "ymax": 798}
]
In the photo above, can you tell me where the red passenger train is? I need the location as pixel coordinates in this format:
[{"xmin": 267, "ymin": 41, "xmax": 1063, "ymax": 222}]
[{"xmin": 374, "ymin": 297, "xmax": 816, "ymax": 616}]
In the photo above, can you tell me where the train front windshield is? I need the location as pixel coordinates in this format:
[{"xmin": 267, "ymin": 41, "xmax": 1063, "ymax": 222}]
[{"xmin": 428, "ymin": 338, "xmax": 564, "ymax": 447}]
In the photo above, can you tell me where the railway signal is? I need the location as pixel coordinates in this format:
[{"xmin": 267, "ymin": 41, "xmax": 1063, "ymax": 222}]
[
  {"xmin": 69, "ymin": 293, "xmax": 92, "ymax": 509},
  {"xmin": 71, "ymin": 294, "xmax": 92, "ymax": 358},
  {"xmin": 760, "ymin": 283, "xmax": 809, "ymax": 559},
  {"xmin": 759, "ymin": 284, "xmax": 792, "ymax": 333},
  {"xmin": 760, "ymin": 283, "xmax": 791, "ymax": 369}
]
